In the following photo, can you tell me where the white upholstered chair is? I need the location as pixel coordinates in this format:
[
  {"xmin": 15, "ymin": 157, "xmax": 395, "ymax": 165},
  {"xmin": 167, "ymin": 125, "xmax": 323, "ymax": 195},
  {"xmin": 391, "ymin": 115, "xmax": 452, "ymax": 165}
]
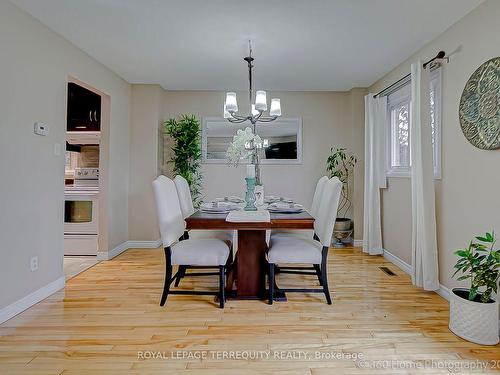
[
  {"xmin": 309, "ymin": 175, "xmax": 329, "ymax": 218},
  {"xmin": 173, "ymin": 175, "xmax": 234, "ymax": 287},
  {"xmin": 173, "ymin": 175, "xmax": 195, "ymax": 219},
  {"xmin": 271, "ymin": 176, "xmax": 329, "ymax": 241},
  {"xmin": 267, "ymin": 177, "xmax": 342, "ymax": 305},
  {"xmin": 174, "ymin": 174, "xmax": 233, "ymax": 241},
  {"xmin": 153, "ymin": 175, "xmax": 230, "ymax": 308}
]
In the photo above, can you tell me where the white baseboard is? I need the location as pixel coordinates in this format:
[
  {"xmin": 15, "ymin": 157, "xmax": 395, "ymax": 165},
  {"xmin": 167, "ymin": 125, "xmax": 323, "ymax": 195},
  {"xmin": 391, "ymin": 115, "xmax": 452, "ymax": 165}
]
[
  {"xmin": 353, "ymin": 239, "xmax": 363, "ymax": 247},
  {"xmin": 0, "ymin": 276, "xmax": 65, "ymax": 324},
  {"xmin": 383, "ymin": 249, "xmax": 412, "ymax": 275},
  {"xmin": 97, "ymin": 239, "xmax": 162, "ymax": 260},
  {"xmin": 127, "ymin": 239, "xmax": 162, "ymax": 249},
  {"xmin": 98, "ymin": 241, "xmax": 128, "ymax": 260},
  {"xmin": 382, "ymin": 249, "xmax": 455, "ymax": 303},
  {"xmin": 436, "ymin": 284, "xmax": 451, "ymax": 301}
]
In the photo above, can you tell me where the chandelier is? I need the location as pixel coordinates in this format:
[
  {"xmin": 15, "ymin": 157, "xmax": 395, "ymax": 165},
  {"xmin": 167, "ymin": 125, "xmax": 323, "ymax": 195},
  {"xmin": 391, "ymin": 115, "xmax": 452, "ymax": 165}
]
[{"xmin": 224, "ymin": 41, "xmax": 282, "ymax": 125}]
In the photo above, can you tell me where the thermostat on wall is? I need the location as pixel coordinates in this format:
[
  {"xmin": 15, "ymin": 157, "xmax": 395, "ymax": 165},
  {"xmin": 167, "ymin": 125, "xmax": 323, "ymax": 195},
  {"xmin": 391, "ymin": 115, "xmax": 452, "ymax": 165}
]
[{"xmin": 34, "ymin": 122, "xmax": 49, "ymax": 136}]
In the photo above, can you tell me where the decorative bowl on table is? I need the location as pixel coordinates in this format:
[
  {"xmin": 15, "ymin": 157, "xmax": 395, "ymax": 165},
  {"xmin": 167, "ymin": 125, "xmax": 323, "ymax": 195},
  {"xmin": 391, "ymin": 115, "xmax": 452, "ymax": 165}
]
[
  {"xmin": 264, "ymin": 195, "xmax": 281, "ymax": 204},
  {"xmin": 223, "ymin": 196, "xmax": 245, "ymax": 204},
  {"xmin": 267, "ymin": 202, "xmax": 304, "ymax": 214},
  {"xmin": 200, "ymin": 202, "xmax": 238, "ymax": 213}
]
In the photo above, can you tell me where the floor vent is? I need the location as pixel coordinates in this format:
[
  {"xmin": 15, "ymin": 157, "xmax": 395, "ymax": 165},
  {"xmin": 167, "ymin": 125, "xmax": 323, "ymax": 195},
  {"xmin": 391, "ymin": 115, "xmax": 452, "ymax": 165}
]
[{"xmin": 379, "ymin": 267, "xmax": 397, "ymax": 276}]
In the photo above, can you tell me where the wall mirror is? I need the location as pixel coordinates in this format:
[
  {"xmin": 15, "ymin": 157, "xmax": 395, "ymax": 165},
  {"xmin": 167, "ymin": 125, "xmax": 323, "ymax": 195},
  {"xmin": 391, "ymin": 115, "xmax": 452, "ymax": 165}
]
[{"xmin": 202, "ymin": 117, "xmax": 302, "ymax": 164}]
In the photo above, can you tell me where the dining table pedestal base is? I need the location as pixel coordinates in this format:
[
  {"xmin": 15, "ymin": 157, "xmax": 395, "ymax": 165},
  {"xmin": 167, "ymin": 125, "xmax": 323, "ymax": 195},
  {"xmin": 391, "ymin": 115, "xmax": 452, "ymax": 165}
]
[
  {"xmin": 185, "ymin": 209, "xmax": 314, "ymax": 302},
  {"xmin": 224, "ymin": 229, "xmax": 287, "ymax": 301}
]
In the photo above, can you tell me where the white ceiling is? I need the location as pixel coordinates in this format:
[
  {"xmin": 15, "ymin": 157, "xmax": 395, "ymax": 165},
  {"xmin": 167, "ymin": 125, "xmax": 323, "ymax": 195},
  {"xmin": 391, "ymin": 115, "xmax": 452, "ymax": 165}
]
[{"xmin": 11, "ymin": 0, "xmax": 483, "ymax": 91}]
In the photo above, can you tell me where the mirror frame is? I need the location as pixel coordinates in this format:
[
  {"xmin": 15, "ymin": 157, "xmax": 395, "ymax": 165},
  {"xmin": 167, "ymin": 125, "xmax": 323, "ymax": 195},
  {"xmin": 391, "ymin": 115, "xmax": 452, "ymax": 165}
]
[{"xmin": 201, "ymin": 117, "xmax": 303, "ymax": 165}]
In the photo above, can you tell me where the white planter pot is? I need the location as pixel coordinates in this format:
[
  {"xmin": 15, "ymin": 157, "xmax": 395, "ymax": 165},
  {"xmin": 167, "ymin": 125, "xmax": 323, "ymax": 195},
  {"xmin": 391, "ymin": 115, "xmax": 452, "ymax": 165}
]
[{"xmin": 449, "ymin": 288, "xmax": 499, "ymax": 345}]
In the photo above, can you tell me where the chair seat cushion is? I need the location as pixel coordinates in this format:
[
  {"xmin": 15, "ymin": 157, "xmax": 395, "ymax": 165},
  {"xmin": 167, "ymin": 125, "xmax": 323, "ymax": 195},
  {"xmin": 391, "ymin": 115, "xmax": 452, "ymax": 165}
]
[
  {"xmin": 271, "ymin": 229, "xmax": 314, "ymax": 241},
  {"xmin": 268, "ymin": 236, "xmax": 322, "ymax": 264},
  {"xmin": 171, "ymin": 239, "xmax": 230, "ymax": 266},
  {"xmin": 188, "ymin": 229, "xmax": 234, "ymax": 243}
]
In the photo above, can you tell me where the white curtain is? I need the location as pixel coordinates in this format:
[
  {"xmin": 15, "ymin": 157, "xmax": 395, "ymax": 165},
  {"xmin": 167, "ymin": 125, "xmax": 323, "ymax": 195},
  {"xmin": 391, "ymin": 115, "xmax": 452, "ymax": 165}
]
[
  {"xmin": 363, "ymin": 94, "xmax": 387, "ymax": 255},
  {"xmin": 410, "ymin": 61, "xmax": 439, "ymax": 291}
]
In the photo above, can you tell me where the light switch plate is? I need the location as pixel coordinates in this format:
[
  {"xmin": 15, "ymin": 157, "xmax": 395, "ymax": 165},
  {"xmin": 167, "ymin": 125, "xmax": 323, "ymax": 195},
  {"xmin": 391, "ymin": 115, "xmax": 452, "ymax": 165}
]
[
  {"xmin": 34, "ymin": 122, "xmax": 49, "ymax": 136},
  {"xmin": 30, "ymin": 256, "xmax": 38, "ymax": 272}
]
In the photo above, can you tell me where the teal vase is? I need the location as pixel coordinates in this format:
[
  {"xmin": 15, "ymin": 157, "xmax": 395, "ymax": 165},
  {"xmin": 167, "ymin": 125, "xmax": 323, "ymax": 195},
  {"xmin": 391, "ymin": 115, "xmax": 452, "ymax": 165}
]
[{"xmin": 244, "ymin": 177, "xmax": 257, "ymax": 211}]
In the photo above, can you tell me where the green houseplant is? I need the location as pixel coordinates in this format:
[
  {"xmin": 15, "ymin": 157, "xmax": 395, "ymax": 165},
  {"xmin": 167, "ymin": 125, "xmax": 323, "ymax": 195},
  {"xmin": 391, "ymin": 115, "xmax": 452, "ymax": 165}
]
[
  {"xmin": 449, "ymin": 232, "xmax": 500, "ymax": 345},
  {"xmin": 164, "ymin": 115, "xmax": 202, "ymax": 207},
  {"xmin": 326, "ymin": 147, "xmax": 357, "ymax": 244}
]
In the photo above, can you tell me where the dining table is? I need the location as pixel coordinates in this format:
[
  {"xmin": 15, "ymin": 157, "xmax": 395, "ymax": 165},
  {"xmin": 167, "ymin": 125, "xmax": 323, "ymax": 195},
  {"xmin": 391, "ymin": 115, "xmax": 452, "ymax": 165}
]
[{"xmin": 185, "ymin": 209, "xmax": 314, "ymax": 300}]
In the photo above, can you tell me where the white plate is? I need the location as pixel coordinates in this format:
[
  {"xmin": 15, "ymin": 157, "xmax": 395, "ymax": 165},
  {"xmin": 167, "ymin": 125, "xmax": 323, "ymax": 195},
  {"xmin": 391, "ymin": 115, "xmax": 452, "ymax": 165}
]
[
  {"xmin": 267, "ymin": 203, "xmax": 304, "ymax": 213},
  {"xmin": 200, "ymin": 207, "xmax": 232, "ymax": 213},
  {"xmin": 264, "ymin": 195, "xmax": 281, "ymax": 203}
]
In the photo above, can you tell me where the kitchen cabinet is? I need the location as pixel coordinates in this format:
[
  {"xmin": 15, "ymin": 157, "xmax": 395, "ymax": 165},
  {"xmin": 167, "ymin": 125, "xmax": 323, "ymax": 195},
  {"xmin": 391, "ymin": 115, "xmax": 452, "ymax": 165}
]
[{"xmin": 67, "ymin": 82, "xmax": 101, "ymax": 132}]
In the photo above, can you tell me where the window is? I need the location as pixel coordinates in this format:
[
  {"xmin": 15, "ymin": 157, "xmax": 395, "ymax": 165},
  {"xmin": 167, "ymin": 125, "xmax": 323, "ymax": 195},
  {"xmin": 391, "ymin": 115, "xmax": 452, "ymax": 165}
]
[
  {"xmin": 387, "ymin": 84, "xmax": 411, "ymax": 175},
  {"xmin": 386, "ymin": 68, "xmax": 442, "ymax": 178}
]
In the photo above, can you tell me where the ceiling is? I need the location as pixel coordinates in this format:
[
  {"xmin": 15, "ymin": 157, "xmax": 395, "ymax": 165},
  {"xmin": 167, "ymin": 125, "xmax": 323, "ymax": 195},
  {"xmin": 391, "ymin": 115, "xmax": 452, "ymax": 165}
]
[{"xmin": 11, "ymin": 0, "xmax": 483, "ymax": 91}]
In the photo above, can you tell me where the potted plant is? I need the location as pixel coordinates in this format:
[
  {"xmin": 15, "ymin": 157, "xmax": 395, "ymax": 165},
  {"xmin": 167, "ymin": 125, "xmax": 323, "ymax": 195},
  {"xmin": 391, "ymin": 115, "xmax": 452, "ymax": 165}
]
[
  {"xmin": 326, "ymin": 148, "xmax": 357, "ymax": 241},
  {"xmin": 164, "ymin": 115, "xmax": 202, "ymax": 207},
  {"xmin": 449, "ymin": 231, "xmax": 499, "ymax": 345}
]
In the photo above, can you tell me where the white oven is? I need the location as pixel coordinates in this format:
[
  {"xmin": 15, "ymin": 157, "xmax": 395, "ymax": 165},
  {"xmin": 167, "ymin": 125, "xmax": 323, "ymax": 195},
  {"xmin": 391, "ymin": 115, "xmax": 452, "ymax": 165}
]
[
  {"xmin": 64, "ymin": 192, "xmax": 98, "ymax": 234},
  {"xmin": 64, "ymin": 190, "xmax": 98, "ymax": 255}
]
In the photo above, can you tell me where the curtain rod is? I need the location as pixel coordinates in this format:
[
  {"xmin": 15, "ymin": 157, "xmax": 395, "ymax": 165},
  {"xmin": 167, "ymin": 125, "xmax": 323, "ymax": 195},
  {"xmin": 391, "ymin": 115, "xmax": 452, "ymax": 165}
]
[{"xmin": 374, "ymin": 51, "xmax": 448, "ymax": 98}]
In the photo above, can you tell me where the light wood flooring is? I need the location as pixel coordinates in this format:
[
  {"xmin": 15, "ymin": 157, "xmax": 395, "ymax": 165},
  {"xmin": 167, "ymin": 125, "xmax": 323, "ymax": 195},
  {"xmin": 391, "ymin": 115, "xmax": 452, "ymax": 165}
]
[
  {"xmin": 1, "ymin": 247, "xmax": 499, "ymax": 374},
  {"xmin": 63, "ymin": 256, "xmax": 99, "ymax": 281}
]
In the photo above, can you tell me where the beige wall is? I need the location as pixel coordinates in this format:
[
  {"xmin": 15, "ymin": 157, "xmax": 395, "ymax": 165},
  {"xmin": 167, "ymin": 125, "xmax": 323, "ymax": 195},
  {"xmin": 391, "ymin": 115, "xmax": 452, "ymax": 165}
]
[
  {"xmin": 128, "ymin": 88, "xmax": 366, "ymax": 242},
  {"xmin": 130, "ymin": 89, "xmax": 365, "ymax": 241},
  {"xmin": 369, "ymin": 0, "xmax": 500, "ymax": 287},
  {"xmin": 158, "ymin": 90, "xmax": 365, "ymax": 239},
  {"xmin": 0, "ymin": 1, "xmax": 130, "ymax": 309},
  {"xmin": 128, "ymin": 85, "xmax": 163, "ymax": 241},
  {"xmin": 349, "ymin": 88, "xmax": 368, "ymax": 240}
]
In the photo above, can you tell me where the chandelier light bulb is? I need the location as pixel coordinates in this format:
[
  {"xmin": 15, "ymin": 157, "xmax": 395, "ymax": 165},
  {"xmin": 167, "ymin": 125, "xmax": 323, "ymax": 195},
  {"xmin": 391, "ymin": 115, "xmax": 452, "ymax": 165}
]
[
  {"xmin": 251, "ymin": 104, "xmax": 259, "ymax": 116},
  {"xmin": 225, "ymin": 92, "xmax": 238, "ymax": 112},
  {"xmin": 270, "ymin": 98, "xmax": 281, "ymax": 117},
  {"xmin": 223, "ymin": 101, "xmax": 231, "ymax": 118},
  {"xmin": 255, "ymin": 91, "xmax": 267, "ymax": 111}
]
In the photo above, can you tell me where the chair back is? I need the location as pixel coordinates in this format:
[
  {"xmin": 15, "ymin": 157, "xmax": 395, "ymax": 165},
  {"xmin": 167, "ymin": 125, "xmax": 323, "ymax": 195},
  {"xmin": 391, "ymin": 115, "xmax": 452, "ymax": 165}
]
[
  {"xmin": 310, "ymin": 176, "xmax": 329, "ymax": 218},
  {"xmin": 174, "ymin": 175, "xmax": 195, "ymax": 219},
  {"xmin": 314, "ymin": 177, "xmax": 342, "ymax": 247},
  {"xmin": 152, "ymin": 175, "xmax": 186, "ymax": 248}
]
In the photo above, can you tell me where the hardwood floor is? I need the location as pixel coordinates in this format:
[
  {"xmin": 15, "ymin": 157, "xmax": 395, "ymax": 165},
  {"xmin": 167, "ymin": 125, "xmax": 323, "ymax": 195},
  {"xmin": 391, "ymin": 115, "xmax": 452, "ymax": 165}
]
[
  {"xmin": 63, "ymin": 256, "xmax": 99, "ymax": 281},
  {"xmin": 1, "ymin": 247, "xmax": 499, "ymax": 374}
]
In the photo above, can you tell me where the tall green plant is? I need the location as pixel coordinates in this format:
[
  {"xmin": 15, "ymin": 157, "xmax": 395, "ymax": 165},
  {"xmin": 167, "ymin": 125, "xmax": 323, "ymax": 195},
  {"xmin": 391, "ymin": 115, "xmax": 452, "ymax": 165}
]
[
  {"xmin": 164, "ymin": 115, "xmax": 202, "ymax": 207},
  {"xmin": 453, "ymin": 232, "xmax": 500, "ymax": 303},
  {"xmin": 326, "ymin": 147, "xmax": 357, "ymax": 218}
]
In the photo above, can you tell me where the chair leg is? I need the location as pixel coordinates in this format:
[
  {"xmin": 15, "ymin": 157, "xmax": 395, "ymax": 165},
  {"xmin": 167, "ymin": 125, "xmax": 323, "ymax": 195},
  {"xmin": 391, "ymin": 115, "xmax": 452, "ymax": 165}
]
[
  {"xmin": 320, "ymin": 247, "xmax": 332, "ymax": 305},
  {"xmin": 160, "ymin": 247, "xmax": 173, "ymax": 306},
  {"xmin": 219, "ymin": 266, "xmax": 225, "ymax": 309},
  {"xmin": 226, "ymin": 247, "xmax": 234, "ymax": 269},
  {"xmin": 174, "ymin": 265, "xmax": 186, "ymax": 287},
  {"xmin": 268, "ymin": 263, "xmax": 275, "ymax": 305},
  {"xmin": 313, "ymin": 264, "xmax": 323, "ymax": 286}
]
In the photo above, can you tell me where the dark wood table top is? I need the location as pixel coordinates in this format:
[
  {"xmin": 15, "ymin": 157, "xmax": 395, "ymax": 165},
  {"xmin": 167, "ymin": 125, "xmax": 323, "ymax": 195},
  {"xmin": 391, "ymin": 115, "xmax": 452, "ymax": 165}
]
[{"xmin": 186, "ymin": 210, "xmax": 314, "ymax": 230}]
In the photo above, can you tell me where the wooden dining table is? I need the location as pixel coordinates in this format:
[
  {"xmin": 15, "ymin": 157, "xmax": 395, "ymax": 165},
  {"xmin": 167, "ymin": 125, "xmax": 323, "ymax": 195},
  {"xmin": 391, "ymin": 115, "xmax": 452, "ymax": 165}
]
[{"xmin": 185, "ymin": 210, "xmax": 314, "ymax": 300}]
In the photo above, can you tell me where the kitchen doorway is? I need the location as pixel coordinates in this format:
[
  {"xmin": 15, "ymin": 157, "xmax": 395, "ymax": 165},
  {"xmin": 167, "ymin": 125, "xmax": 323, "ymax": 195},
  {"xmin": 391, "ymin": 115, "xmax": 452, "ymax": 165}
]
[{"xmin": 63, "ymin": 77, "xmax": 110, "ymax": 279}]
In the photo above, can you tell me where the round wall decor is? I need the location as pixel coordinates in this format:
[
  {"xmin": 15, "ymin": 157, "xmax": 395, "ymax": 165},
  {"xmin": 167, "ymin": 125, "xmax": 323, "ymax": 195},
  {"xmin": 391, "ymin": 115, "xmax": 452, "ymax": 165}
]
[{"xmin": 459, "ymin": 57, "xmax": 500, "ymax": 150}]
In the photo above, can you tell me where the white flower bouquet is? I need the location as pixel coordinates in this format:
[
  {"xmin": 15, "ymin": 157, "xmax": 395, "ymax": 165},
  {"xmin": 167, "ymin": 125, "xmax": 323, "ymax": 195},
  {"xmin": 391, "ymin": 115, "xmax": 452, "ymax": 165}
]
[{"xmin": 226, "ymin": 127, "xmax": 262, "ymax": 166}]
